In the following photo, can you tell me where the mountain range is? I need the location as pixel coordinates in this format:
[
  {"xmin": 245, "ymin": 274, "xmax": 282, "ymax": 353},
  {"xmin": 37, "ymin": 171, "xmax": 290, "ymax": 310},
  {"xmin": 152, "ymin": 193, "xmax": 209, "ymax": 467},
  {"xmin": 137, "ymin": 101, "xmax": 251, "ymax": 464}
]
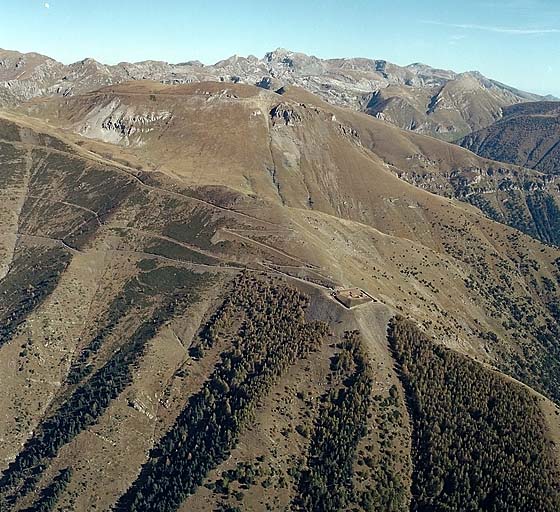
[
  {"xmin": 0, "ymin": 47, "xmax": 559, "ymax": 511},
  {"xmin": 1, "ymin": 47, "xmax": 555, "ymax": 140}
]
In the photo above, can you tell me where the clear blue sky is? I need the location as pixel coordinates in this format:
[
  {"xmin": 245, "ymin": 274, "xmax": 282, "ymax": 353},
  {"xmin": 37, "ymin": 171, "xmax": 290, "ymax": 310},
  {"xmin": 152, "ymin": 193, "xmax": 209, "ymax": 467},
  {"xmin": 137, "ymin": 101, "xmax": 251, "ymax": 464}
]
[{"xmin": 2, "ymin": 0, "xmax": 559, "ymax": 96}]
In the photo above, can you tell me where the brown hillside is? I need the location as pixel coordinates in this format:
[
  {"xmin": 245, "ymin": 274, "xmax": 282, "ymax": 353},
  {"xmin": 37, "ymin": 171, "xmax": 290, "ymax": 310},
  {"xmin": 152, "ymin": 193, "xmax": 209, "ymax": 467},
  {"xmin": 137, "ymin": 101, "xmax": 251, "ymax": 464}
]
[{"xmin": 0, "ymin": 83, "xmax": 558, "ymax": 510}]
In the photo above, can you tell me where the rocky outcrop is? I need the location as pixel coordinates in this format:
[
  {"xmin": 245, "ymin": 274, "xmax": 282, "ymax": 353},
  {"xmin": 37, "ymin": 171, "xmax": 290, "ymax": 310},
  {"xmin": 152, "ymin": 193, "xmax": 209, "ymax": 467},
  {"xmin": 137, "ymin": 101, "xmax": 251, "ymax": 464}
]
[{"xmin": 73, "ymin": 98, "xmax": 173, "ymax": 145}]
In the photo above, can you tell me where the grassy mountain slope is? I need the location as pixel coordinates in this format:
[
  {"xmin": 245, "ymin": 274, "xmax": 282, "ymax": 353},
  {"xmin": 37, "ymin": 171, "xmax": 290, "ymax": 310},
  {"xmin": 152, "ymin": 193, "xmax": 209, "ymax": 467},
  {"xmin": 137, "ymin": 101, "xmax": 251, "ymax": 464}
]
[
  {"xmin": 0, "ymin": 82, "xmax": 558, "ymax": 511},
  {"xmin": 21, "ymin": 80, "xmax": 560, "ymax": 246},
  {"xmin": 14, "ymin": 82, "xmax": 560, "ymax": 399}
]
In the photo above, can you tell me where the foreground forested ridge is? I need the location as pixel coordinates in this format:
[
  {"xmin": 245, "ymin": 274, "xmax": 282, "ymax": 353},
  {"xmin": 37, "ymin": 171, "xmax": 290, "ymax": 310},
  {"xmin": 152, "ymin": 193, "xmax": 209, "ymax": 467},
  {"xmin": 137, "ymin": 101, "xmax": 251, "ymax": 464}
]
[
  {"xmin": 389, "ymin": 316, "xmax": 560, "ymax": 512},
  {"xmin": 115, "ymin": 273, "xmax": 329, "ymax": 512},
  {"xmin": 295, "ymin": 330, "xmax": 407, "ymax": 511},
  {"xmin": 0, "ymin": 266, "xmax": 212, "ymax": 508}
]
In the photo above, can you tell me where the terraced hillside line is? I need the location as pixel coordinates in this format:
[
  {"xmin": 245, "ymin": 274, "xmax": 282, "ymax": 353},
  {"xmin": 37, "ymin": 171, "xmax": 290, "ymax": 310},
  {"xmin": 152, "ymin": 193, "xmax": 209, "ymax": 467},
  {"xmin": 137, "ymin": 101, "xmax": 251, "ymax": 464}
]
[
  {"xmin": 25, "ymin": 193, "xmax": 102, "ymax": 222},
  {"xmin": 109, "ymin": 225, "xmax": 223, "ymax": 265},
  {"xmin": 78, "ymin": 144, "xmax": 284, "ymax": 229},
  {"xmin": 14, "ymin": 148, "xmax": 136, "ymax": 251},
  {"xmin": 16, "ymin": 233, "xmax": 82, "ymax": 254},
  {"xmin": 114, "ymin": 274, "xmax": 329, "ymax": 512},
  {"xmin": 0, "ymin": 141, "xmax": 33, "ymax": 280},
  {"xmin": 388, "ymin": 316, "xmax": 560, "ymax": 512},
  {"xmin": 221, "ymin": 227, "xmax": 305, "ymax": 265},
  {"xmin": 0, "ymin": 268, "xmax": 213, "ymax": 508}
]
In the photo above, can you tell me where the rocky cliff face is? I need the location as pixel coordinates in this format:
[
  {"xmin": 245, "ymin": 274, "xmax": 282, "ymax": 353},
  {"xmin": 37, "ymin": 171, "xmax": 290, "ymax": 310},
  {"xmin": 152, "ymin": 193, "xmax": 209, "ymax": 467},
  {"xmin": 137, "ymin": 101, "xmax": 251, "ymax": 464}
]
[{"xmin": 0, "ymin": 48, "xmax": 548, "ymax": 138}]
